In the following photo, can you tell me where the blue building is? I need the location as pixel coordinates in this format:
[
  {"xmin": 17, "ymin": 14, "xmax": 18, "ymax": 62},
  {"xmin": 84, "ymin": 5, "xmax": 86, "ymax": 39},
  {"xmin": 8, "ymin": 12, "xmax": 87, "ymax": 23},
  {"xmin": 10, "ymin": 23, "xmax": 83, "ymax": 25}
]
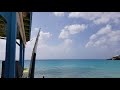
[{"xmin": 0, "ymin": 12, "xmax": 32, "ymax": 78}]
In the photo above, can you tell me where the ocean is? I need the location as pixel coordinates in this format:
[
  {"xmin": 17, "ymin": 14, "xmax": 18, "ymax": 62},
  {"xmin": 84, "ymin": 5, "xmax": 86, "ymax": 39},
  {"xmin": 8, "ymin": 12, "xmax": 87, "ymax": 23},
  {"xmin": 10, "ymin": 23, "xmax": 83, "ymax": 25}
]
[{"xmin": 1, "ymin": 59, "xmax": 120, "ymax": 78}]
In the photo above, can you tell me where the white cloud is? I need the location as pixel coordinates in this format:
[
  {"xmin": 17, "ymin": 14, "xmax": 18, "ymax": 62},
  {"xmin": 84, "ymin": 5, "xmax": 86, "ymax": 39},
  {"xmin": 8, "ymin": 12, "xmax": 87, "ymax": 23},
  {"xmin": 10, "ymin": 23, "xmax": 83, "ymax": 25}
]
[
  {"xmin": 59, "ymin": 30, "xmax": 69, "ymax": 39},
  {"xmin": 59, "ymin": 24, "xmax": 87, "ymax": 39},
  {"xmin": 53, "ymin": 12, "xmax": 65, "ymax": 17},
  {"xmin": 85, "ymin": 25, "xmax": 120, "ymax": 48},
  {"xmin": 0, "ymin": 27, "xmax": 74, "ymax": 60},
  {"xmin": 27, "ymin": 38, "xmax": 73, "ymax": 59},
  {"xmin": 89, "ymin": 34, "xmax": 97, "ymax": 40},
  {"xmin": 93, "ymin": 16, "xmax": 110, "ymax": 24},
  {"xmin": 68, "ymin": 12, "xmax": 120, "ymax": 25},
  {"xmin": 69, "ymin": 12, "xmax": 102, "ymax": 20},
  {"xmin": 0, "ymin": 28, "xmax": 53, "ymax": 60},
  {"xmin": 31, "ymin": 28, "xmax": 52, "ymax": 44},
  {"xmin": 40, "ymin": 31, "xmax": 52, "ymax": 40},
  {"xmin": 25, "ymin": 28, "xmax": 74, "ymax": 59},
  {"xmin": 25, "ymin": 29, "xmax": 52, "ymax": 59},
  {"xmin": 97, "ymin": 25, "xmax": 111, "ymax": 35},
  {"xmin": 64, "ymin": 39, "xmax": 73, "ymax": 46}
]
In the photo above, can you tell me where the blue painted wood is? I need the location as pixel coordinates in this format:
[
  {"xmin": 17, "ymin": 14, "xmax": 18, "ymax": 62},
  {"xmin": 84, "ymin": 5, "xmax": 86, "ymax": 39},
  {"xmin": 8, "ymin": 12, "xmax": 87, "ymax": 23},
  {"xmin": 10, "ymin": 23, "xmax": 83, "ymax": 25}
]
[
  {"xmin": 19, "ymin": 37, "xmax": 23, "ymax": 67},
  {"xmin": 0, "ymin": 12, "xmax": 31, "ymax": 78},
  {"xmin": 3, "ymin": 12, "xmax": 17, "ymax": 78},
  {"xmin": 23, "ymin": 46, "xmax": 25, "ymax": 68},
  {"xmin": 0, "ymin": 12, "xmax": 10, "ymax": 78},
  {"xmin": 0, "ymin": 12, "xmax": 10, "ymax": 19}
]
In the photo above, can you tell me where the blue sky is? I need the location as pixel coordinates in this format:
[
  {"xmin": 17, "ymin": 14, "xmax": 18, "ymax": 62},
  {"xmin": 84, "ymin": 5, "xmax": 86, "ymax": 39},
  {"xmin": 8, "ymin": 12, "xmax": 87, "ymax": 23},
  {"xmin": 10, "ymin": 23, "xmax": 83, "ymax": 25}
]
[{"xmin": 1, "ymin": 12, "xmax": 120, "ymax": 60}]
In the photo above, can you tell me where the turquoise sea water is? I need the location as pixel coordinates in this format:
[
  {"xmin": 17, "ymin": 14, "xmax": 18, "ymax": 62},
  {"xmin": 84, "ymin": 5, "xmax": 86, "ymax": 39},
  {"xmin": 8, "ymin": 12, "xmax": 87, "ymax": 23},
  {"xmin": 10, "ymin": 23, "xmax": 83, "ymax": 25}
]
[{"xmin": 1, "ymin": 59, "xmax": 120, "ymax": 78}]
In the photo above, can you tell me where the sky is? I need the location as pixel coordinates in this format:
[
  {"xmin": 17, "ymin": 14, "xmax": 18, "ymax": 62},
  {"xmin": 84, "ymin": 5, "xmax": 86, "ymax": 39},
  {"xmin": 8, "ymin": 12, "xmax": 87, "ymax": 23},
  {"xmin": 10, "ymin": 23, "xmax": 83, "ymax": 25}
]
[{"xmin": 1, "ymin": 12, "xmax": 120, "ymax": 60}]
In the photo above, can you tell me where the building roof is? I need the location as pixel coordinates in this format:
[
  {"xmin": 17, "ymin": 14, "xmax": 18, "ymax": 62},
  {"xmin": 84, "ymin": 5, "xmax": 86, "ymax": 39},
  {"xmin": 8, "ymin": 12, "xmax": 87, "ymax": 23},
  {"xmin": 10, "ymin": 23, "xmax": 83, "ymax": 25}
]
[{"xmin": 0, "ymin": 12, "xmax": 32, "ymax": 42}]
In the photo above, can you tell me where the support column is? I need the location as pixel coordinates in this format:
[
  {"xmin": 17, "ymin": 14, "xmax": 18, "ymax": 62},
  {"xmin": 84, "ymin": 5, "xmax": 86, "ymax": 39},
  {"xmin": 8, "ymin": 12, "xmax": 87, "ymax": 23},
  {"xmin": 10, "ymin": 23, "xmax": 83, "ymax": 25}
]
[
  {"xmin": 4, "ymin": 12, "xmax": 17, "ymax": 78},
  {"xmin": 23, "ymin": 47, "xmax": 25, "ymax": 67},
  {"xmin": 23, "ymin": 46, "xmax": 25, "ymax": 68},
  {"xmin": 19, "ymin": 37, "xmax": 24, "ymax": 68}
]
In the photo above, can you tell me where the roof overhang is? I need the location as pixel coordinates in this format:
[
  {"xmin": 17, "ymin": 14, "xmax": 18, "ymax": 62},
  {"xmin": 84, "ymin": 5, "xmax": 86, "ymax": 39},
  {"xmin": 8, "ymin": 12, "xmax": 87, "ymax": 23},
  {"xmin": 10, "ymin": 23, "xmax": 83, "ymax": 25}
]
[{"xmin": 0, "ymin": 12, "xmax": 32, "ymax": 46}]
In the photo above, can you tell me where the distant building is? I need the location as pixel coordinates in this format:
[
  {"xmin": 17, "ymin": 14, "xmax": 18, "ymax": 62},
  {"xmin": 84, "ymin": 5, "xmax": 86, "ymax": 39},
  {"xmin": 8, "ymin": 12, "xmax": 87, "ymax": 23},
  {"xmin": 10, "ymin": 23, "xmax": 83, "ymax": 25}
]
[{"xmin": 112, "ymin": 55, "xmax": 120, "ymax": 60}]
